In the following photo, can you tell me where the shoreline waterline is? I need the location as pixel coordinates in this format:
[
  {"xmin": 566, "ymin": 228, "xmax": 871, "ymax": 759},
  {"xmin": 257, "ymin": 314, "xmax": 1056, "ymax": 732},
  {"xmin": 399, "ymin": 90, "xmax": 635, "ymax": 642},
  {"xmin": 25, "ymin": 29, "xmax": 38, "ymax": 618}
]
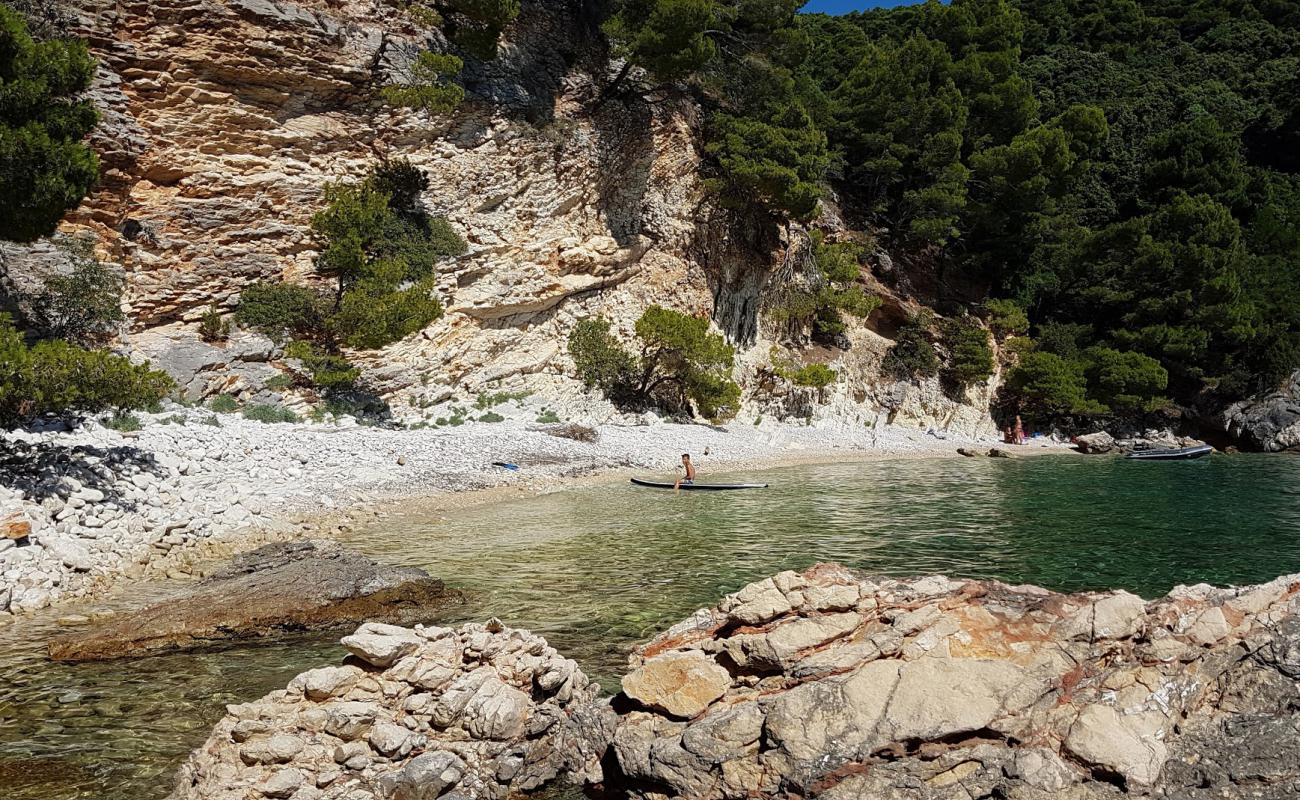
[{"xmin": 0, "ymin": 412, "xmax": 1076, "ymax": 626}]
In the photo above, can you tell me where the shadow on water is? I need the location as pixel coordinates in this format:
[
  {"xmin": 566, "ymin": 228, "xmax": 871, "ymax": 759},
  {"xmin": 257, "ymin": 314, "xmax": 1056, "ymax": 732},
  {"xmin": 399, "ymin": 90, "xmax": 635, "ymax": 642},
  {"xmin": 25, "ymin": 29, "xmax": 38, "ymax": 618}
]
[{"xmin": 3, "ymin": 454, "xmax": 1300, "ymax": 798}]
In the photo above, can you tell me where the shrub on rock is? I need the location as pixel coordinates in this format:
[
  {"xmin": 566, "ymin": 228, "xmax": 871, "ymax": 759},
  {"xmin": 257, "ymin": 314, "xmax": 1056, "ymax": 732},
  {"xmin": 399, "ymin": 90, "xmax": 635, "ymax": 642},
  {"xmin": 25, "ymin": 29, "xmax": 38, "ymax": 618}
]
[
  {"xmin": 568, "ymin": 306, "xmax": 742, "ymax": 422},
  {"xmin": 235, "ymin": 160, "xmax": 465, "ymax": 395},
  {"xmin": 0, "ymin": 315, "xmax": 172, "ymax": 426},
  {"xmin": 883, "ymin": 312, "xmax": 939, "ymax": 381},
  {"xmin": 0, "ymin": 5, "xmax": 99, "ymax": 242}
]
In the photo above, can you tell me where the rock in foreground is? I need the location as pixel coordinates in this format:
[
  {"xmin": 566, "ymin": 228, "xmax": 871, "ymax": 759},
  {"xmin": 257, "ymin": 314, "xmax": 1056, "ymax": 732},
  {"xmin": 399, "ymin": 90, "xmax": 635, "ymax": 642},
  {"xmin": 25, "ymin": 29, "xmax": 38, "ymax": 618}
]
[
  {"xmin": 48, "ymin": 541, "xmax": 459, "ymax": 661},
  {"xmin": 612, "ymin": 564, "xmax": 1300, "ymax": 799},
  {"xmin": 168, "ymin": 620, "xmax": 611, "ymax": 800}
]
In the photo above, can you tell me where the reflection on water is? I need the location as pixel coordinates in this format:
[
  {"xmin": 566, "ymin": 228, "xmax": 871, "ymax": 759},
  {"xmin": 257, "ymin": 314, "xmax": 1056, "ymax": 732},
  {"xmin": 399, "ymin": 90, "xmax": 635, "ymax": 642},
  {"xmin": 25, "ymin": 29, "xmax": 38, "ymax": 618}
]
[{"xmin": 3, "ymin": 454, "xmax": 1300, "ymax": 798}]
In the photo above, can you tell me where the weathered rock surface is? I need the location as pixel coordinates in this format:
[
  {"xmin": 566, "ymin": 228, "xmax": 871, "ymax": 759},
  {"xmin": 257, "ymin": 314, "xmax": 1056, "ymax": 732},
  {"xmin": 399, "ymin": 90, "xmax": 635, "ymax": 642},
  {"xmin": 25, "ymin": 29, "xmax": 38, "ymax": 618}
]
[
  {"xmin": 609, "ymin": 564, "xmax": 1300, "ymax": 799},
  {"xmin": 1223, "ymin": 369, "xmax": 1300, "ymax": 451},
  {"xmin": 168, "ymin": 620, "xmax": 612, "ymax": 800},
  {"xmin": 1, "ymin": 0, "xmax": 999, "ymax": 439},
  {"xmin": 1074, "ymin": 431, "xmax": 1118, "ymax": 454},
  {"xmin": 47, "ymin": 541, "xmax": 460, "ymax": 660}
]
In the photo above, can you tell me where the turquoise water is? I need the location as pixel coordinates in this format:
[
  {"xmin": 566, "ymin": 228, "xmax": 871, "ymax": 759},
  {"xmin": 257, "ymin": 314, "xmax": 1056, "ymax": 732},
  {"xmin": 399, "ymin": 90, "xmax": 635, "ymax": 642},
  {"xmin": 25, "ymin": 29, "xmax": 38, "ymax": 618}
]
[{"xmin": 3, "ymin": 453, "xmax": 1300, "ymax": 798}]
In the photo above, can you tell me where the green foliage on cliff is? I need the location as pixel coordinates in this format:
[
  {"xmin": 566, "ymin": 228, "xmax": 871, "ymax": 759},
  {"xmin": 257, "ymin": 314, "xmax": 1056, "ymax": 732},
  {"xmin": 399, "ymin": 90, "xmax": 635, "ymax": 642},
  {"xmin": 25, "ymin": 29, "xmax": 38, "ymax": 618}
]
[
  {"xmin": 942, "ymin": 317, "xmax": 994, "ymax": 390},
  {"xmin": 568, "ymin": 306, "xmax": 741, "ymax": 422},
  {"xmin": 883, "ymin": 313, "xmax": 939, "ymax": 381},
  {"xmin": 22, "ymin": 236, "xmax": 124, "ymax": 346},
  {"xmin": 598, "ymin": 0, "xmax": 1300, "ymax": 412},
  {"xmin": 791, "ymin": 362, "xmax": 836, "ymax": 390},
  {"xmin": 0, "ymin": 4, "xmax": 99, "ymax": 242},
  {"xmin": 382, "ymin": 51, "xmax": 465, "ymax": 116},
  {"xmin": 0, "ymin": 315, "xmax": 172, "ymax": 426},
  {"xmin": 785, "ymin": 0, "xmax": 1300, "ymax": 410},
  {"xmin": 603, "ymin": 0, "xmax": 829, "ymax": 219},
  {"xmin": 398, "ymin": 0, "xmax": 519, "ymax": 59},
  {"xmin": 236, "ymin": 160, "xmax": 465, "ymax": 391},
  {"xmin": 769, "ymin": 234, "xmax": 881, "ymax": 338}
]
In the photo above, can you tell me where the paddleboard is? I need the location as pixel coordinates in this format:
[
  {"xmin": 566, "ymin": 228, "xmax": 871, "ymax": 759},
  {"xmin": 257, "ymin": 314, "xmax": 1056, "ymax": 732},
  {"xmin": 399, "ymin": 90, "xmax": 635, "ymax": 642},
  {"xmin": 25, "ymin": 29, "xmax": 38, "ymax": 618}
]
[{"xmin": 630, "ymin": 478, "xmax": 768, "ymax": 490}]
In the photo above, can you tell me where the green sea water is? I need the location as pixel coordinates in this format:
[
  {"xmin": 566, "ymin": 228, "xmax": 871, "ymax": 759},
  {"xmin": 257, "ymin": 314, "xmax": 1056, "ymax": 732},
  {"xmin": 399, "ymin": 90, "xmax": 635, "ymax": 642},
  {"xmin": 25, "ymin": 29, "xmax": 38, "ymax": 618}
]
[{"xmin": 3, "ymin": 453, "xmax": 1300, "ymax": 798}]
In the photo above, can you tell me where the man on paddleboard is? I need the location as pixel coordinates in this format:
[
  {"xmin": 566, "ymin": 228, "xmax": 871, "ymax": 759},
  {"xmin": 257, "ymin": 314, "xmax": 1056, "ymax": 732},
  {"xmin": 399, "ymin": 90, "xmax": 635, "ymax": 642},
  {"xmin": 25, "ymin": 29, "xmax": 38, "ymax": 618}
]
[{"xmin": 674, "ymin": 453, "xmax": 696, "ymax": 491}]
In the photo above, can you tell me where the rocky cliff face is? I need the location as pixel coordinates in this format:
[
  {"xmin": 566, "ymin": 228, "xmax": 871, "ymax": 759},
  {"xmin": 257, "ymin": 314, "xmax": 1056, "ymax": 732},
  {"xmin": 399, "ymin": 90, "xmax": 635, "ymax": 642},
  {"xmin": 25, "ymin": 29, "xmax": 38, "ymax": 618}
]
[{"xmin": 11, "ymin": 0, "xmax": 995, "ymax": 434}]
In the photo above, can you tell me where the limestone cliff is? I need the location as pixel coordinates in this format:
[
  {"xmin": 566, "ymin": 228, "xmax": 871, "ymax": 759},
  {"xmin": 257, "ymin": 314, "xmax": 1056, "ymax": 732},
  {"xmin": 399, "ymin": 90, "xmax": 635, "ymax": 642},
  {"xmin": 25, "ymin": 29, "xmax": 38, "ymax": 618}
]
[{"xmin": 16, "ymin": 0, "xmax": 996, "ymax": 435}]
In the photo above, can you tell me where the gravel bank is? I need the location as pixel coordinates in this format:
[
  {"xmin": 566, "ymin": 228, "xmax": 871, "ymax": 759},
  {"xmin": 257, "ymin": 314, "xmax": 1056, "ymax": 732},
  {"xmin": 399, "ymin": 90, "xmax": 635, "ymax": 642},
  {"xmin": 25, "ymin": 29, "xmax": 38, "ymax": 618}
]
[{"xmin": 0, "ymin": 402, "xmax": 1059, "ymax": 619}]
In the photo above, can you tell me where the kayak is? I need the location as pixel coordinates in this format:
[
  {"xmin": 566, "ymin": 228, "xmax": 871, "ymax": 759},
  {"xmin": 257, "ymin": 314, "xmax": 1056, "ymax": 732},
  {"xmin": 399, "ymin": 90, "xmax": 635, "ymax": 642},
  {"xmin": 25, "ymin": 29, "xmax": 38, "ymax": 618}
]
[
  {"xmin": 1125, "ymin": 444, "xmax": 1214, "ymax": 461},
  {"xmin": 630, "ymin": 478, "xmax": 768, "ymax": 490}
]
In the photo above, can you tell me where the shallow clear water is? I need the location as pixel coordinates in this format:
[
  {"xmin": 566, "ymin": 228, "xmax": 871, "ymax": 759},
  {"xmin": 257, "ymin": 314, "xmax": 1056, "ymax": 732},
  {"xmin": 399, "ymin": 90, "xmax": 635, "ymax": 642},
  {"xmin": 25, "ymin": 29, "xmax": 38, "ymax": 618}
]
[{"xmin": 3, "ymin": 453, "xmax": 1300, "ymax": 798}]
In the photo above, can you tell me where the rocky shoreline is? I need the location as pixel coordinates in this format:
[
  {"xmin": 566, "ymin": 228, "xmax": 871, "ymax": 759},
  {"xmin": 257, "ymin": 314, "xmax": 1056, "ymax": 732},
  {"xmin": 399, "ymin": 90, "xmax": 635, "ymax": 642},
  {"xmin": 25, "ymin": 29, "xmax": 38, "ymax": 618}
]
[
  {"xmin": 0, "ymin": 408, "xmax": 1023, "ymax": 619},
  {"xmin": 171, "ymin": 564, "xmax": 1300, "ymax": 799}
]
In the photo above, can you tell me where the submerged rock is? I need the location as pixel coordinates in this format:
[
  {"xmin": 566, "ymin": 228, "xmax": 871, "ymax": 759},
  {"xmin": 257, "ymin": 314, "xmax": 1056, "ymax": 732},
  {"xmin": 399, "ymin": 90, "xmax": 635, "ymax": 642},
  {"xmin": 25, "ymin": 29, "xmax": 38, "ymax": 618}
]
[
  {"xmin": 167, "ymin": 621, "xmax": 612, "ymax": 800},
  {"xmin": 47, "ymin": 541, "xmax": 460, "ymax": 661},
  {"xmin": 609, "ymin": 564, "xmax": 1300, "ymax": 799}
]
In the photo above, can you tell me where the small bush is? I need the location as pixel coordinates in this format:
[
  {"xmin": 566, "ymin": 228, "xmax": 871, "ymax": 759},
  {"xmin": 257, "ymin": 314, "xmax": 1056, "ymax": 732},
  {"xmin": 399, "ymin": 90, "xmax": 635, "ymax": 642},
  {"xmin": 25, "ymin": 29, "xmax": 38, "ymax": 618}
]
[
  {"xmin": 207, "ymin": 395, "xmax": 238, "ymax": 413},
  {"xmin": 264, "ymin": 373, "xmax": 293, "ymax": 391},
  {"xmin": 104, "ymin": 411, "xmax": 141, "ymax": 432},
  {"xmin": 792, "ymin": 363, "xmax": 837, "ymax": 389},
  {"xmin": 242, "ymin": 404, "xmax": 300, "ymax": 424},
  {"xmin": 942, "ymin": 318, "xmax": 994, "ymax": 390},
  {"xmin": 535, "ymin": 409, "xmax": 561, "ymax": 423},
  {"xmin": 236, "ymin": 282, "xmax": 327, "ymax": 341},
  {"xmin": 568, "ymin": 318, "xmax": 637, "ymax": 396},
  {"xmin": 475, "ymin": 390, "xmax": 530, "ymax": 409},
  {"xmin": 883, "ymin": 313, "xmax": 939, "ymax": 381},
  {"xmin": 0, "ymin": 315, "xmax": 172, "ymax": 427},
  {"xmin": 201, "ymin": 414, "xmax": 221, "ymax": 426},
  {"xmin": 984, "ymin": 299, "xmax": 1029, "ymax": 338},
  {"xmin": 478, "ymin": 411, "xmax": 505, "ymax": 423},
  {"xmin": 284, "ymin": 340, "xmax": 359, "ymax": 391},
  {"xmin": 27, "ymin": 237, "xmax": 124, "ymax": 346},
  {"xmin": 198, "ymin": 304, "xmax": 230, "ymax": 343}
]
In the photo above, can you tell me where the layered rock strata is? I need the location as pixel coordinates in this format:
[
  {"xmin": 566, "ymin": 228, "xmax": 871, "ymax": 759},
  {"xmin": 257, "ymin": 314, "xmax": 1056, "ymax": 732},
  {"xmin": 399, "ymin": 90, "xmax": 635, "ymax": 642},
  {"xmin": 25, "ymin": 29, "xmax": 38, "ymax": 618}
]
[
  {"xmin": 0, "ymin": 0, "xmax": 999, "ymax": 435},
  {"xmin": 610, "ymin": 564, "xmax": 1300, "ymax": 798},
  {"xmin": 168, "ymin": 620, "xmax": 611, "ymax": 800}
]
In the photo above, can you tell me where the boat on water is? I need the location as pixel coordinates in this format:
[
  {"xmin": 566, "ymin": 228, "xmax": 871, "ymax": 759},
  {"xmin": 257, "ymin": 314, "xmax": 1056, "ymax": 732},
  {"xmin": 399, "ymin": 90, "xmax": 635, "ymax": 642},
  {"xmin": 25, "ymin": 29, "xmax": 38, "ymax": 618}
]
[
  {"xmin": 1125, "ymin": 444, "xmax": 1214, "ymax": 461},
  {"xmin": 630, "ymin": 478, "xmax": 768, "ymax": 490}
]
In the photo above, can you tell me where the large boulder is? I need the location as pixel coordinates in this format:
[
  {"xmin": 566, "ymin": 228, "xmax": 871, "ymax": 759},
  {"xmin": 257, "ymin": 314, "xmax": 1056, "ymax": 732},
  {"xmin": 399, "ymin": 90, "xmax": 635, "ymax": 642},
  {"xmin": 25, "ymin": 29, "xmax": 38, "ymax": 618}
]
[
  {"xmin": 47, "ymin": 541, "xmax": 461, "ymax": 661},
  {"xmin": 168, "ymin": 621, "xmax": 613, "ymax": 800},
  {"xmin": 607, "ymin": 564, "xmax": 1300, "ymax": 799},
  {"xmin": 1075, "ymin": 431, "xmax": 1118, "ymax": 454},
  {"xmin": 1223, "ymin": 370, "xmax": 1300, "ymax": 451}
]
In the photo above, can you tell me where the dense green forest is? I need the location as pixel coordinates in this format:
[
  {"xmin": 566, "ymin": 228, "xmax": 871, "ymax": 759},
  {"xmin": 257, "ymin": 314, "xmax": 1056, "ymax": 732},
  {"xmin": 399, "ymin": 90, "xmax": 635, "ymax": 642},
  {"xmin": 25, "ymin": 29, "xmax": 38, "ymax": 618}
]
[{"xmin": 609, "ymin": 0, "xmax": 1300, "ymax": 418}]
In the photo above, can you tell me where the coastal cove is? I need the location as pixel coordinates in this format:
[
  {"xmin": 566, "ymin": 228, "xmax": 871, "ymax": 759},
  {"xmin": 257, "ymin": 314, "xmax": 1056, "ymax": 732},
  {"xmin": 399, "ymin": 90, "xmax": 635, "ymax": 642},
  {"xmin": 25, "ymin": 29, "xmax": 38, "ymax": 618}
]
[{"xmin": 4, "ymin": 452, "xmax": 1300, "ymax": 799}]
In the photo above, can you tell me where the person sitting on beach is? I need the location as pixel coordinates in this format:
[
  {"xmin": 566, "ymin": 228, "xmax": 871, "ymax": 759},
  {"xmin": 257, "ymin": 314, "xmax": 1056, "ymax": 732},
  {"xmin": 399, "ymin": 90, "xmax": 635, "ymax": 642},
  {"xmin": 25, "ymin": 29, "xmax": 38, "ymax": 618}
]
[{"xmin": 674, "ymin": 453, "xmax": 696, "ymax": 491}]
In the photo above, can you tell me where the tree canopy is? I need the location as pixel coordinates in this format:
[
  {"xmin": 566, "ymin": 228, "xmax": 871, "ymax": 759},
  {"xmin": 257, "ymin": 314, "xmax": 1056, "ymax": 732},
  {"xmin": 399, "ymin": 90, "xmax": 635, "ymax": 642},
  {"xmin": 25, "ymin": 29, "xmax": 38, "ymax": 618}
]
[
  {"xmin": 0, "ymin": 4, "xmax": 99, "ymax": 242},
  {"xmin": 703, "ymin": 0, "xmax": 1300, "ymax": 414},
  {"xmin": 237, "ymin": 159, "xmax": 465, "ymax": 390}
]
